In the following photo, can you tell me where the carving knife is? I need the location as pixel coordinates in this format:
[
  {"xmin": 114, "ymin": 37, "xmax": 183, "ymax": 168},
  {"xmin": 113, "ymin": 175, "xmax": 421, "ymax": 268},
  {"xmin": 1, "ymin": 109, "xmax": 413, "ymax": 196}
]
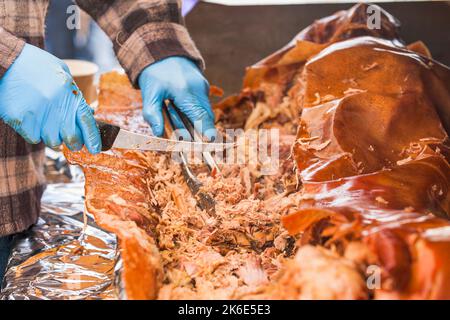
[{"xmin": 97, "ymin": 120, "xmax": 232, "ymax": 153}]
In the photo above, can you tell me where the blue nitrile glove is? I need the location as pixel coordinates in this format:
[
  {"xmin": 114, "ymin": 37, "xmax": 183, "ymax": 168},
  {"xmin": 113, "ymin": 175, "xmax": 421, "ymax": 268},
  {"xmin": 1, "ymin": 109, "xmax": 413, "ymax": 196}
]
[
  {"xmin": 138, "ymin": 56, "xmax": 216, "ymax": 141},
  {"xmin": 0, "ymin": 44, "xmax": 101, "ymax": 154}
]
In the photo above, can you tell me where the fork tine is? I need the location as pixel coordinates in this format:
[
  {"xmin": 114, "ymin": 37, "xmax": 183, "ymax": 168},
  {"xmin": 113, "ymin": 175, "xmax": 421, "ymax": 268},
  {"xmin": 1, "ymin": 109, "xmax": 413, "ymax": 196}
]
[{"xmin": 168, "ymin": 102, "xmax": 221, "ymax": 173}]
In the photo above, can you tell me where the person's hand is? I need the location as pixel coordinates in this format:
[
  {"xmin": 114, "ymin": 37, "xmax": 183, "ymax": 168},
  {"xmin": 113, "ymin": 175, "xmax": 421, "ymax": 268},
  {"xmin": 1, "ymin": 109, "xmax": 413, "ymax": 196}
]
[
  {"xmin": 138, "ymin": 56, "xmax": 216, "ymax": 141},
  {"xmin": 0, "ymin": 44, "xmax": 101, "ymax": 154}
]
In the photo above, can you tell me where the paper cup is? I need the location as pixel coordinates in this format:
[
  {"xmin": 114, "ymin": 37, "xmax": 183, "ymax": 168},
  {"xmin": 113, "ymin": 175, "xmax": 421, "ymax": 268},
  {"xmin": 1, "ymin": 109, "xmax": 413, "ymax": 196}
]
[{"xmin": 63, "ymin": 59, "xmax": 99, "ymax": 104}]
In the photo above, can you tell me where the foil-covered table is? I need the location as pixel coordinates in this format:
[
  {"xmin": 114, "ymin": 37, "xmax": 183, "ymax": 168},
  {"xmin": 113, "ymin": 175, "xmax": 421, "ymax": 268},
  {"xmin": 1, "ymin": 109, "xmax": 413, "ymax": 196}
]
[{"xmin": 0, "ymin": 181, "xmax": 121, "ymax": 300}]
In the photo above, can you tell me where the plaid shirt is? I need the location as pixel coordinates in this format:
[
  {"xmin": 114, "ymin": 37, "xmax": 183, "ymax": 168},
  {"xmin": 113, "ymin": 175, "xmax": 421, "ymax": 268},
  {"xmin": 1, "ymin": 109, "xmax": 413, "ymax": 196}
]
[{"xmin": 0, "ymin": 0, "xmax": 203, "ymax": 236}]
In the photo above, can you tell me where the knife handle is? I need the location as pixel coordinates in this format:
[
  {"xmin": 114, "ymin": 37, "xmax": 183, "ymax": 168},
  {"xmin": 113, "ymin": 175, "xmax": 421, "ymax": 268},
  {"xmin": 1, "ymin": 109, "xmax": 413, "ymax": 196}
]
[{"xmin": 97, "ymin": 120, "xmax": 121, "ymax": 152}]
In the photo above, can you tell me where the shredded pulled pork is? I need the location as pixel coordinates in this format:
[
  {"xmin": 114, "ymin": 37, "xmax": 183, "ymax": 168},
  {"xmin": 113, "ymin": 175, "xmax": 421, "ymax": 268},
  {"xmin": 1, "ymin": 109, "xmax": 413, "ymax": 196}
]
[
  {"xmin": 245, "ymin": 245, "xmax": 369, "ymax": 300},
  {"xmin": 135, "ymin": 141, "xmax": 301, "ymax": 299}
]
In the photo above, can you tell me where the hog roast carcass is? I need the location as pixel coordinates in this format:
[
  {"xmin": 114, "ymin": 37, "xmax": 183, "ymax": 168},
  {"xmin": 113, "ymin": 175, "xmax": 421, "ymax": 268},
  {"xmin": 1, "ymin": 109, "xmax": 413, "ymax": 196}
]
[{"xmin": 65, "ymin": 3, "xmax": 450, "ymax": 300}]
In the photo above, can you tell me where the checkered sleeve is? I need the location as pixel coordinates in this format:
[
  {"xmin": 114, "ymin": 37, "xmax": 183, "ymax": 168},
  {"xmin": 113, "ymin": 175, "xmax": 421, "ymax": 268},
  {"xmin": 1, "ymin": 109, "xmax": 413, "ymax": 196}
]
[
  {"xmin": 0, "ymin": 27, "xmax": 25, "ymax": 79},
  {"xmin": 75, "ymin": 0, "xmax": 204, "ymax": 87}
]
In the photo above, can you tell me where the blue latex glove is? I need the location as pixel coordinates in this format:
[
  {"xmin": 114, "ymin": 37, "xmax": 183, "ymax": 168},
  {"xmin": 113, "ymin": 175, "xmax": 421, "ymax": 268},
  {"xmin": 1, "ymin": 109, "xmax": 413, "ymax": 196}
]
[
  {"xmin": 138, "ymin": 56, "xmax": 216, "ymax": 141},
  {"xmin": 0, "ymin": 44, "xmax": 101, "ymax": 154}
]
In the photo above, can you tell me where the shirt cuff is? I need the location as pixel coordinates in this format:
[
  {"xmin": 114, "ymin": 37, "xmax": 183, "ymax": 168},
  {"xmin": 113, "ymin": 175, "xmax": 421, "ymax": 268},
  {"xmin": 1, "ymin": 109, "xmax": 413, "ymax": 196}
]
[
  {"xmin": 115, "ymin": 22, "xmax": 205, "ymax": 88},
  {"xmin": 0, "ymin": 28, "xmax": 25, "ymax": 79}
]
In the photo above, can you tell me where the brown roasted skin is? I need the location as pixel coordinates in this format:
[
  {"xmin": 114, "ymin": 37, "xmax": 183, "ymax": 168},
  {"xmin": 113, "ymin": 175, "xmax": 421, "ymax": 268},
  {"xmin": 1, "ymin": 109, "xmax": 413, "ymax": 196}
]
[
  {"xmin": 214, "ymin": 3, "xmax": 404, "ymax": 137},
  {"xmin": 65, "ymin": 74, "xmax": 164, "ymax": 300},
  {"xmin": 279, "ymin": 6, "xmax": 450, "ymax": 299},
  {"xmin": 64, "ymin": 152, "xmax": 163, "ymax": 300},
  {"xmin": 214, "ymin": 3, "xmax": 450, "ymax": 299},
  {"xmin": 65, "ymin": 3, "xmax": 450, "ymax": 300}
]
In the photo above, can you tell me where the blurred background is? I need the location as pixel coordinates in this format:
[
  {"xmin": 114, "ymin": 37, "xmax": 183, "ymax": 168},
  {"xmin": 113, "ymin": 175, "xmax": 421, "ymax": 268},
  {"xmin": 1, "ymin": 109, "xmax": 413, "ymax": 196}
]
[{"xmin": 45, "ymin": 0, "xmax": 450, "ymax": 97}]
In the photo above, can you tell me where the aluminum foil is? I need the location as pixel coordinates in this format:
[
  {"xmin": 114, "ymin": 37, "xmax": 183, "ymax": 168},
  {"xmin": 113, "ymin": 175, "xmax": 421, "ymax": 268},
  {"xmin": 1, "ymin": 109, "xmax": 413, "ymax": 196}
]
[
  {"xmin": 0, "ymin": 181, "xmax": 122, "ymax": 300},
  {"xmin": 41, "ymin": 182, "xmax": 86, "ymax": 216}
]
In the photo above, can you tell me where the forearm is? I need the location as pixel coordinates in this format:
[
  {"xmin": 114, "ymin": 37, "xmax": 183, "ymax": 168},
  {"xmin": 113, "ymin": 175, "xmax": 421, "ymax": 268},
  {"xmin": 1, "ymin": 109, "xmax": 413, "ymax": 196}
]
[
  {"xmin": 75, "ymin": 0, "xmax": 204, "ymax": 87},
  {"xmin": 0, "ymin": 27, "xmax": 25, "ymax": 79}
]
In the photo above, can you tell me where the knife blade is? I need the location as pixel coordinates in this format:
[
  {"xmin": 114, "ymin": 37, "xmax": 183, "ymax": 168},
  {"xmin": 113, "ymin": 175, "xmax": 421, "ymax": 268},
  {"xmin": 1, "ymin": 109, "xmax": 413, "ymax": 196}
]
[{"xmin": 97, "ymin": 120, "xmax": 232, "ymax": 153}]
